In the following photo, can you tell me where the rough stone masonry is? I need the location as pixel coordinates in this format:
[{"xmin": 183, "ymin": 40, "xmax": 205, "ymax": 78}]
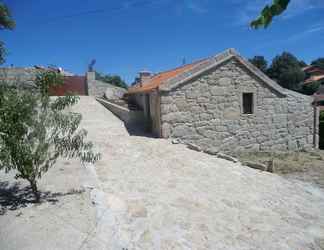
[{"xmin": 159, "ymin": 56, "xmax": 317, "ymax": 153}]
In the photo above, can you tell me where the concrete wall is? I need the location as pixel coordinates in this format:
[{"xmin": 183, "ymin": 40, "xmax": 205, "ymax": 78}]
[
  {"xmin": 127, "ymin": 91, "xmax": 161, "ymax": 136},
  {"xmin": 97, "ymin": 98, "xmax": 145, "ymax": 126},
  {"xmin": 129, "ymin": 93, "xmax": 146, "ymax": 111},
  {"xmin": 160, "ymin": 58, "xmax": 316, "ymax": 153}
]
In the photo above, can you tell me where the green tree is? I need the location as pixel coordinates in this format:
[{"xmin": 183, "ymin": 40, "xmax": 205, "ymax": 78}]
[
  {"xmin": 267, "ymin": 52, "xmax": 305, "ymax": 91},
  {"xmin": 0, "ymin": 71, "xmax": 100, "ymax": 202},
  {"xmin": 300, "ymin": 81, "xmax": 320, "ymax": 95},
  {"xmin": 249, "ymin": 56, "xmax": 268, "ymax": 73},
  {"xmin": 251, "ymin": 0, "xmax": 290, "ymax": 29},
  {"xmin": 299, "ymin": 60, "xmax": 307, "ymax": 68},
  {"xmin": 0, "ymin": 3, "xmax": 15, "ymax": 64},
  {"xmin": 311, "ymin": 58, "xmax": 324, "ymax": 70},
  {"xmin": 95, "ymin": 72, "xmax": 128, "ymax": 89}
]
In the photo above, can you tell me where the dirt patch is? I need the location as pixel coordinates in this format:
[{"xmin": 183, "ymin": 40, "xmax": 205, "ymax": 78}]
[{"xmin": 236, "ymin": 150, "xmax": 324, "ymax": 189}]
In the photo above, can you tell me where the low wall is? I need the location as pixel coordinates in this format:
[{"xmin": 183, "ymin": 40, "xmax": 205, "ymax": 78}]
[{"xmin": 96, "ymin": 98, "xmax": 144, "ymax": 126}]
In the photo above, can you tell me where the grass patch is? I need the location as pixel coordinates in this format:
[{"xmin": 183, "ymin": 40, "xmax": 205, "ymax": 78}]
[
  {"xmin": 236, "ymin": 151, "xmax": 324, "ymax": 175},
  {"xmin": 236, "ymin": 150, "xmax": 324, "ymax": 189}
]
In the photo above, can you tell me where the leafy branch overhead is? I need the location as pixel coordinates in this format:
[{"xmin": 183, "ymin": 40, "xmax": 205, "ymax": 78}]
[
  {"xmin": 0, "ymin": 3, "xmax": 15, "ymax": 64},
  {"xmin": 251, "ymin": 0, "xmax": 290, "ymax": 29},
  {"xmin": 0, "ymin": 3, "xmax": 15, "ymax": 30}
]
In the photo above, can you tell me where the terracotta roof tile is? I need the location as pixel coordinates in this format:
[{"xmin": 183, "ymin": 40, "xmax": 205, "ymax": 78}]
[
  {"xmin": 304, "ymin": 75, "xmax": 324, "ymax": 84},
  {"xmin": 127, "ymin": 60, "xmax": 206, "ymax": 94}
]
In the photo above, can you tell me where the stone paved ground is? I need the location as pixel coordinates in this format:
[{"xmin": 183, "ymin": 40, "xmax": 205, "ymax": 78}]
[{"xmin": 1, "ymin": 96, "xmax": 324, "ymax": 250}]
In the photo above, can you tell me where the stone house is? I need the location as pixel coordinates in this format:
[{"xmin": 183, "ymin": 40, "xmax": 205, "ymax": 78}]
[{"xmin": 127, "ymin": 49, "xmax": 319, "ymax": 152}]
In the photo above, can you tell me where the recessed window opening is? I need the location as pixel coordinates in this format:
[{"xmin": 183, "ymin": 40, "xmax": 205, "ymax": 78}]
[{"xmin": 242, "ymin": 93, "xmax": 254, "ymax": 114}]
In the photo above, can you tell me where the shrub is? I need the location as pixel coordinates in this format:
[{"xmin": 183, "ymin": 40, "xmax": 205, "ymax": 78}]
[{"xmin": 0, "ymin": 71, "xmax": 100, "ymax": 202}]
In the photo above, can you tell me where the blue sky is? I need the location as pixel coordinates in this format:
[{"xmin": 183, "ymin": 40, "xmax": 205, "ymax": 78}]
[{"xmin": 2, "ymin": 0, "xmax": 324, "ymax": 84}]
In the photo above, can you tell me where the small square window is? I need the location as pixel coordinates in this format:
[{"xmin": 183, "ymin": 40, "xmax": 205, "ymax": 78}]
[{"xmin": 242, "ymin": 93, "xmax": 254, "ymax": 114}]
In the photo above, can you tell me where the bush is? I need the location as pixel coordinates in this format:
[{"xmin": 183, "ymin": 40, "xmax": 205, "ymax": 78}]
[
  {"xmin": 0, "ymin": 71, "xmax": 101, "ymax": 202},
  {"xmin": 320, "ymin": 110, "xmax": 324, "ymax": 121}
]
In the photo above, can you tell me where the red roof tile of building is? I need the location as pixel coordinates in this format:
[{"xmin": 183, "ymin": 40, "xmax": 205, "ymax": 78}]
[
  {"xmin": 304, "ymin": 75, "xmax": 324, "ymax": 84},
  {"xmin": 127, "ymin": 60, "xmax": 206, "ymax": 94}
]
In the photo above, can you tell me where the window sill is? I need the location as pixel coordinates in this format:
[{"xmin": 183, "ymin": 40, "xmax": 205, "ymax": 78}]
[{"xmin": 241, "ymin": 113, "xmax": 255, "ymax": 117}]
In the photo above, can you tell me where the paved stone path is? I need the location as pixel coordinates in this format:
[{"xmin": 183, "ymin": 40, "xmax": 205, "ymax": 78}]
[{"xmin": 1, "ymin": 96, "xmax": 324, "ymax": 250}]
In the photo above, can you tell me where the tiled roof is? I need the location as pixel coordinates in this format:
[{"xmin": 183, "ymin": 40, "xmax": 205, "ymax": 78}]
[
  {"xmin": 304, "ymin": 75, "xmax": 324, "ymax": 84},
  {"xmin": 303, "ymin": 65, "xmax": 314, "ymax": 71},
  {"xmin": 127, "ymin": 49, "xmax": 287, "ymax": 97},
  {"xmin": 127, "ymin": 60, "xmax": 206, "ymax": 94},
  {"xmin": 303, "ymin": 65, "xmax": 324, "ymax": 77}
]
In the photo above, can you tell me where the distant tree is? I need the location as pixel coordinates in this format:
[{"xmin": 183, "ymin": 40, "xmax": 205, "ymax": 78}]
[
  {"xmin": 299, "ymin": 60, "xmax": 307, "ymax": 68},
  {"xmin": 311, "ymin": 58, "xmax": 324, "ymax": 70},
  {"xmin": 0, "ymin": 3, "xmax": 15, "ymax": 64},
  {"xmin": 300, "ymin": 81, "xmax": 320, "ymax": 95},
  {"xmin": 0, "ymin": 71, "xmax": 100, "ymax": 202},
  {"xmin": 251, "ymin": 0, "xmax": 290, "ymax": 29},
  {"xmin": 267, "ymin": 52, "xmax": 305, "ymax": 91},
  {"xmin": 249, "ymin": 56, "xmax": 268, "ymax": 73},
  {"xmin": 95, "ymin": 72, "xmax": 128, "ymax": 89}
]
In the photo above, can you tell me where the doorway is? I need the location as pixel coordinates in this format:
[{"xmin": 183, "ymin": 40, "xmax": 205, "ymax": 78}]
[
  {"xmin": 145, "ymin": 94, "xmax": 152, "ymax": 132},
  {"xmin": 320, "ymin": 109, "xmax": 324, "ymax": 149}
]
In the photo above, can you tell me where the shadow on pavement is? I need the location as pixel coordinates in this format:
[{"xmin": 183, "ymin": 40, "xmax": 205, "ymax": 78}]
[
  {"xmin": 0, "ymin": 181, "xmax": 84, "ymax": 215},
  {"xmin": 124, "ymin": 122, "xmax": 157, "ymax": 138}
]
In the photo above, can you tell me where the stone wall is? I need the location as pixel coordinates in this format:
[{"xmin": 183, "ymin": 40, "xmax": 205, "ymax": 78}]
[
  {"xmin": 87, "ymin": 71, "xmax": 127, "ymax": 98},
  {"xmin": 149, "ymin": 90, "xmax": 161, "ymax": 137},
  {"xmin": 0, "ymin": 67, "xmax": 40, "ymax": 86},
  {"xmin": 160, "ymin": 58, "xmax": 316, "ymax": 153},
  {"xmin": 105, "ymin": 85, "xmax": 127, "ymax": 100}
]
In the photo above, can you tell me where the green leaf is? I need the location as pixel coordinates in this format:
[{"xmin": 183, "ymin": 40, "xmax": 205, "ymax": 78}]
[{"xmin": 250, "ymin": 0, "xmax": 290, "ymax": 29}]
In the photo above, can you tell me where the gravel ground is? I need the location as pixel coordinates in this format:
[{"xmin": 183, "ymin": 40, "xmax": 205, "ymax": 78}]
[{"xmin": 1, "ymin": 96, "xmax": 324, "ymax": 250}]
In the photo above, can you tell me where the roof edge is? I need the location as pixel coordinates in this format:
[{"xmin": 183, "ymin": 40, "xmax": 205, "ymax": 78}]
[{"xmin": 159, "ymin": 48, "xmax": 287, "ymax": 97}]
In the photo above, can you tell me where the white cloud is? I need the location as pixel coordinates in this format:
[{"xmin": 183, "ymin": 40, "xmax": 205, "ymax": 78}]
[
  {"xmin": 288, "ymin": 24, "xmax": 324, "ymax": 41},
  {"xmin": 255, "ymin": 23, "xmax": 324, "ymax": 50},
  {"xmin": 172, "ymin": 0, "xmax": 209, "ymax": 15},
  {"xmin": 186, "ymin": 1, "xmax": 208, "ymax": 14},
  {"xmin": 283, "ymin": 0, "xmax": 324, "ymax": 18}
]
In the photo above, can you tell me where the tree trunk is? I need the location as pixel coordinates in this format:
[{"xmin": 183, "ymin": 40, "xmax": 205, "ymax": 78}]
[{"xmin": 29, "ymin": 179, "xmax": 40, "ymax": 203}]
